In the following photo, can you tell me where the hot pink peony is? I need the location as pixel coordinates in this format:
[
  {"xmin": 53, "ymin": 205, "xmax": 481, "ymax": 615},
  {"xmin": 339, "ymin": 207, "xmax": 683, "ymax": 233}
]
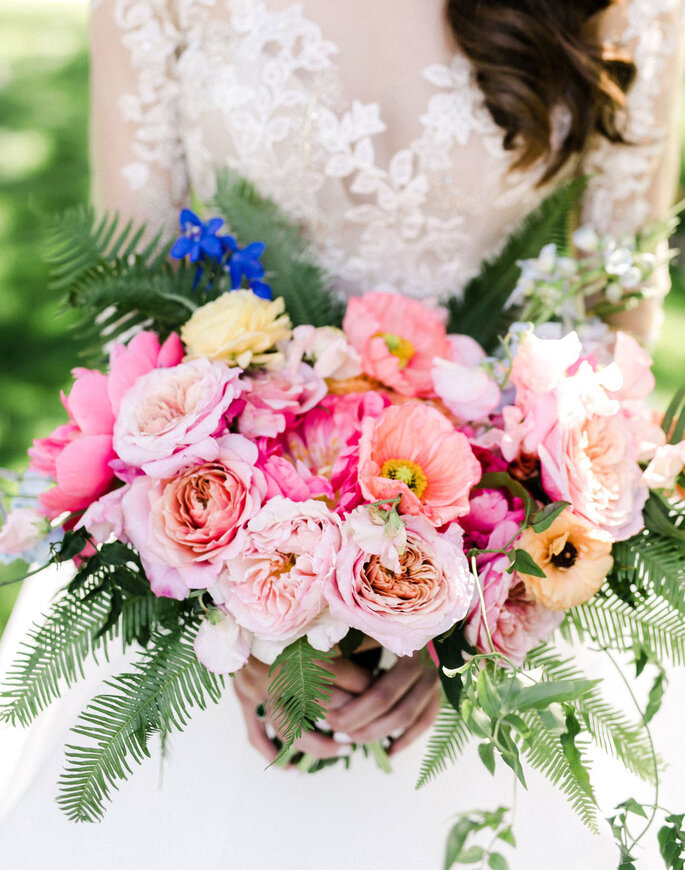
[
  {"xmin": 121, "ymin": 435, "xmax": 266, "ymax": 599},
  {"xmin": 113, "ymin": 358, "xmax": 244, "ymax": 477},
  {"xmin": 464, "ymin": 522, "xmax": 562, "ymax": 665},
  {"xmin": 327, "ymin": 512, "xmax": 473, "ymax": 656},
  {"xmin": 342, "ymin": 292, "xmax": 452, "ymax": 397},
  {"xmin": 357, "ymin": 402, "xmax": 481, "ymax": 526},
  {"xmin": 212, "ymin": 497, "xmax": 347, "ymax": 663}
]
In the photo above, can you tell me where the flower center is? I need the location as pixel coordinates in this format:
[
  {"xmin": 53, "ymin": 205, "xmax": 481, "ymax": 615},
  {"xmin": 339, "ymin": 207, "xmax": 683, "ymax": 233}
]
[
  {"xmin": 549, "ymin": 540, "xmax": 579, "ymax": 570},
  {"xmin": 376, "ymin": 332, "xmax": 415, "ymax": 369},
  {"xmin": 379, "ymin": 458, "xmax": 428, "ymax": 499}
]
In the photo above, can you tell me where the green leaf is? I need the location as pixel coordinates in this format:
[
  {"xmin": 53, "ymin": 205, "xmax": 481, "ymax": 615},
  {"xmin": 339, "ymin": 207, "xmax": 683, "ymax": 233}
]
[
  {"xmin": 530, "ymin": 502, "xmax": 570, "ymax": 533},
  {"xmin": 337, "ymin": 628, "xmax": 364, "ymax": 659},
  {"xmin": 457, "ymin": 846, "xmax": 485, "ymax": 864},
  {"xmin": 268, "ymin": 638, "xmax": 335, "ymax": 758},
  {"xmin": 417, "ymin": 700, "xmax": 471, "ymax": 789},
  {"xmin": 488, "ymin": 853, "xmax": 510, "ymax": 870},
  {"xmin": 515, "ymin": 679, "xmax": 598, "ymax": 712},
  {"xmin": 478, "ymin": 741, "xmax": 496, "ymax": 775},
  {"xmin": 444, "ymin": 819, "xmax": 476, "ymax": 869},
  {"xmin": 559, "ymin": 707, "xmax": 594, "ymax": 798},
  {"xmin": 57, "ymin": 622, "xmax": 224, "ymax": 822},
  {"xmin": 509, "ymin": 549, "xmax": 546, "ymax": 579},
  {"xmin": 644, "ymin": 670, "xmax": 667, "ymax": 724},
  {"xmin": 616, "ymin": 798, "xmax": 648, "ymax": 820}
]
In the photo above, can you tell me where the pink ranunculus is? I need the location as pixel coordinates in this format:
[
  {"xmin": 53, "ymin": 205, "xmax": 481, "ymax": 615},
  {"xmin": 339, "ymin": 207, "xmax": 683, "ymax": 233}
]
[
  {"xmin": 193, "ymin": 611, "xmax": 251, "ymax": 675},
  {"xmin": 29, "ymin": 369, "xmax": 117, "ymax": 518},
  {"xmin": 237, "ymin": 362, "xmax": 327, "ymax": 439},
  {"xmin": 342, "ymin": 292, "xmax": 453, "ymax": 397},
  {"xmin": 213, "ymin": 497, "xmax": 347, "ymax": 663},
  {"xmin": 286, "ymin": 325, "xmax": 363, "ymax": 380},
  {"xmin": 357, "ymin": 402, "xmax": 481, "ymax": 526},
  {"xmin": 0, "ymin": 507, "xmax": 49, "ymax": 557},
  {"xmin": 107, "ymin": 330, "xmax": 184, "ymax": 416},
  {"xmin": 113, "ymin": 358, "xmax": 244, "ymax": 476},
  {"xmin": 121, "ymin": 435, "xmax": 267, "ymax": 600},
  {"xmin": 538, "ymin": 362, "xmax": 647, "ymax": 540},
  {"xmin": 282, "ymin": 391, "xmax": 388, "ymax": 512},
  {"xmin": 327, "ymin": 513, "xmax": 473, "ymax": 656}
]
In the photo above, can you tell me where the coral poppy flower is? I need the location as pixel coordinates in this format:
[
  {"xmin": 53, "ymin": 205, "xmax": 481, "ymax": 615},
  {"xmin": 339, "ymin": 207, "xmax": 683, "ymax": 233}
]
[{"xmin": 357, "ymin": 403, "xmax": 481, "ymax": 526}]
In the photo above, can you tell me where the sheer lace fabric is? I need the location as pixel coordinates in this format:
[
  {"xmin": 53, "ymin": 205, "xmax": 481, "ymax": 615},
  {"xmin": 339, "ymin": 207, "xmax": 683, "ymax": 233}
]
[{"xmin": 91, "ymin": 0, "xmax": 684, "ymax": 305}]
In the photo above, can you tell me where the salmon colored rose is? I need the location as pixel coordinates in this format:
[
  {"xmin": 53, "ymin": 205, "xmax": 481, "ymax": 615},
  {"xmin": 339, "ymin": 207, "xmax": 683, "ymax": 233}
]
[
  {"xmin": 342, "ymin": 292, "xmax": 452, "ymax": 397},
  {"xmin": 357, "ymin": 402, "xmax": 481, "ymax": 526}
]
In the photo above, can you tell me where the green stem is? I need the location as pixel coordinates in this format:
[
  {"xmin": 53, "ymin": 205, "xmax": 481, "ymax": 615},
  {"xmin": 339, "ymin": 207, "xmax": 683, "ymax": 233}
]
[
  {"xmin": 471, "ymin": 555, "xmax": 496, "ymax": 655},
  {"xmin": 0, "ymin": 561, "xmax": 51, "ymax": 587},
  {"xmin": 157, "ymin": 292, "xmax": 198, "ymax": 313},
  {"xmin": 367, "ymin": 740, "xmax": 392, "ymax": 774},
  {"xmin": 602, "ymin": 648, "xmax": 660, "ymax": 853}
]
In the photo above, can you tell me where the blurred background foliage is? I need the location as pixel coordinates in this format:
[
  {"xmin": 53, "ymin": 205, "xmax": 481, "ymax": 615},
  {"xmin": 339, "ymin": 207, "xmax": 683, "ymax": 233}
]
[{"xmin": 1, "ymin": 1, "xmax": 685, "ymax": 634}]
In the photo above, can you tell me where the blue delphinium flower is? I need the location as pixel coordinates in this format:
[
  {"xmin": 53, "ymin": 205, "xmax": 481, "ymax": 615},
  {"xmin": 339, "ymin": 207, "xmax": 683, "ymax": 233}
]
[
  {"xmin": 221, "ymin": 235, "xmax": 272, "ymax": 298},
  {"xmin": 170, "ymin": 209, "xmax": 225, "ymax": 263}
]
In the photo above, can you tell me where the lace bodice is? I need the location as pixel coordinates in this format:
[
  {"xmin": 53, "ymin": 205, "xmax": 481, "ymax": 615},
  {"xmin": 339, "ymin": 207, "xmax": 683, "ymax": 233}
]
[{"xmin": 90, "ymin": 0, "xmax": 685, "ymax": 304}]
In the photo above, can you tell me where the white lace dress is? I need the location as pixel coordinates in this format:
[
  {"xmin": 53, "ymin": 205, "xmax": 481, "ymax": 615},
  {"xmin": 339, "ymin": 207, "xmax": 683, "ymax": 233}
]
[{"xmin": 1, "ymin": 1, "xmax": 685, "ymax": 867}]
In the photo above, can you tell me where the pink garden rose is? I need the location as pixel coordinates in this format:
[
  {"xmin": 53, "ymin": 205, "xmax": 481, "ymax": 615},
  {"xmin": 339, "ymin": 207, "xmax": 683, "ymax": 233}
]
[
  {"xmin": 29, "ymin": 331, "xmax": 184, "ymax": 518},
  {"xmin": 327, "ymin": 512, "xmax": 473, "ymax": 656},
  {"xmin": 237, "ymin": 362, "xmax": 327, "ymax": 439},
  {"xmin": 342, "ymin": 292, "xmax": 452, "ymax": 397},
  {"xmin": 212, "ymin": 497, "xmax": 347, "ymax": 663},
  {"xmin": 113, "ymin": 358, "xmax": 244, "ymax": 476},
  {"xmin": 121, "ymin": 435, "xmax": 266, "ymax": 599},
  {"xmin": 358, "ymin": 402, "xmax": 481, "ymax": 526},
  {"xmin": 464, "ymin": 522, "xmax": 562, "ymax": 666}
]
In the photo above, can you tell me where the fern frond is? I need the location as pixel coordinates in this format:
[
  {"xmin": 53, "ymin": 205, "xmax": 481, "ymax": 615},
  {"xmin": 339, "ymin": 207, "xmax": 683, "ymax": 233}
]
[
  {"xmin": 447, "ymin": 176, "xmax": 587, "ymax": 352},
  {"xmin": 57, "ymin": 623, "xmax": 223, "ymax": 823},
  {"xmin": 268, "ymin": 638, "xmax": 335, "ymax": 756},
  {"xmin": 566, "ymin": 593, "xmax": 685, "ymax": 665},
  {"xmin": 526, "ymin": 645, "xmax": 655, "ymax": 783},
  {"xmin": 416, "ymin": 699, "xmax": 471, "ymax": 789},
  {"xmin": 611, "ymin": 531, "xmax": 685, "ymax": 615},
  {"xmin": 214, "ymin": 172, "xmax": 344, "ymax": 328},
  {"xmin": 0, "ymin": 575, "xmax": 115, "ymax": 727},
  {"xmin": 520, "ymin": 710, "xmax": 599, "ymax": 832}
]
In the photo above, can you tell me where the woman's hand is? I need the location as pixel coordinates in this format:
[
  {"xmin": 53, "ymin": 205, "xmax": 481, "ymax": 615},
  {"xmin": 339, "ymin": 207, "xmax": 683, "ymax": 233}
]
[
  {"xmin": 324, "ymin": 652, "xmax": 440, "ymax": 756},
  {"xmin": 232, "ymin": 654, "xmax": 374, "ymax": 763}
]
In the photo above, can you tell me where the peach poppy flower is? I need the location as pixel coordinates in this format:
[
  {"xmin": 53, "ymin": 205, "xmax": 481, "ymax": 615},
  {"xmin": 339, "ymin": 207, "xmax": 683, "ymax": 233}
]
[
  {"xmin": 517, "ymin": 511, "xmax": 614, "ymax": 611},
  {"xmin": 357, "ymin": 403, "xmax": 481, "ymax": 526}
]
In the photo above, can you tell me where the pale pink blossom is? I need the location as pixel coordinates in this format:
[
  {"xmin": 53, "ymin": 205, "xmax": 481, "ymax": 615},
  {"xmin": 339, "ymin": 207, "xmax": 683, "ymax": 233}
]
[
  {"xmin": 357, "ymin": 402, "xmax": 481, "ymax": 526},
  {"xmin": 78, "ymin": 487, "xmax": 128, "ymax": 544},
  {"xmin": 121, "ymin": 435, "xmax": 266, "ymax": 599},
  {"xmin": 342, "ymin": 292, "xmax": 452, "ymax": 397},
  {"xmin": 327, "ymin": 514, "xmax": 473, "ymax": 656},
  {"xmin": 431, "ymin": 357, "xmax": 500, "ymax": 422},
  {"xmin": 286, "ymin": 325, "xmax": 362, "ymax": 380},
  {"xmin": 643, "ymin": 442, "xmax": 685, "ymax": 491},
  {"xmin": 0, "ymin": 507, "xmax": 49, "ymax": 557},
  {"xmin": 193, "ymin": 611, "xmax": 251, "ymax": 675},
  {"xmin": 237, "ymin": 363, "xmax": 326, "ymax": 439},
  {"xmin": 344, "ymin": 505, "xmax": 408, "ymax": 573},
  {"xmin": 510, "ymin": 331, "xmax": 582, "ymax": 413},
  {"xmin": 113, "ymin": 358, "xmax": 243, "ymax": 476},
  {"xmin": 213, "ymin": 498, "xmax": 346, "ymax": 663}
]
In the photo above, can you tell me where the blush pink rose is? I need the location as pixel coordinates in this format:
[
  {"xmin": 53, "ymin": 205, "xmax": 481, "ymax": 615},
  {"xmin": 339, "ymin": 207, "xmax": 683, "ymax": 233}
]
[
  {"xmin": 212, "ymin": 497, "xmax": 347, "ymax": 663},
  {"xmin": 358, "ymin": 402, "xmax": 481, "ymax": 526},
  {"xmin": 108, "ymin": 331, "xmax": 184, "ymax": 416},
  {"xmin": 464, "ymin": 523, "xmax": 562, "ymax": 666},
  {"xmin": 113, "ymin": 358, "xmax": 244, "ymax": 476},
  {"xmin": 342, "ymin": 292, "xmax": 452, "ymax": 397},
  {"xmin": 237, "ymin": 362, "xmax": 327, "ymax": 439},
  {"xmin": 327, "ymin": 513, "xmax": 473, "ymax": 656},
  {"xmin": 121, "ymin": 435, "xmax": 266, "ymax": 599}
]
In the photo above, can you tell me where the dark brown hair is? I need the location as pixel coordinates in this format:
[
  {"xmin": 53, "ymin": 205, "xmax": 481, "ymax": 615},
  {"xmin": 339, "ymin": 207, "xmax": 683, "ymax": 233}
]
[{"xmin": 446, "ymin": 0, "xmax": 636, "ymax": 181}]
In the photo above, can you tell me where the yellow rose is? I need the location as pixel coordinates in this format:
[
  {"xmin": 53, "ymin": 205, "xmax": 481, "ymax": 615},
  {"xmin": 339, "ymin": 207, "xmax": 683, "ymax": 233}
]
[
  {"xmin": 517, "ymin": 511, "xmax": 614, "ymax": 611},
  {"xmin": 181, "ymin": 290, "xmax": 292, "ymax": 368}
]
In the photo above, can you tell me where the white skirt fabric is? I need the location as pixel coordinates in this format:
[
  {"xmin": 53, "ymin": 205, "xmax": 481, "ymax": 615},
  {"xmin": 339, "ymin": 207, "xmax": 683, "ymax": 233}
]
[{"xmin": 0, "ymin": 565, "xmax": 683, "ymax": 870}]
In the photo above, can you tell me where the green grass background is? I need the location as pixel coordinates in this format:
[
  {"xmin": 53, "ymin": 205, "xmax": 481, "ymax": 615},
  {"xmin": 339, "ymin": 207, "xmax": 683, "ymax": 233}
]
[{"xmin": 1, "ymin": 2, "xmax": 684, "ymax": 634}]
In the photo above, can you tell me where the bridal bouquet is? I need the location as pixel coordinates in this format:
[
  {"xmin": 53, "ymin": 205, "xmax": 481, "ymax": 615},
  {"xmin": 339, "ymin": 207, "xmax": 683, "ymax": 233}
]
[{"xmin": 1, "ymin": 176, "xmax": 684, "ymax": 868}]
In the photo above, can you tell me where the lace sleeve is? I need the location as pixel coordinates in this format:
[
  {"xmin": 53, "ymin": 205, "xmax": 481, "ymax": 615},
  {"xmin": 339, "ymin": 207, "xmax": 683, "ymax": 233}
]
[
  {"xmin": 579, "ymin": 0, "xmax": 685, "ymax": 340},
  {"xmin": 89, "ymin": 0, "xmax": 188, "ymax": 233}
]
